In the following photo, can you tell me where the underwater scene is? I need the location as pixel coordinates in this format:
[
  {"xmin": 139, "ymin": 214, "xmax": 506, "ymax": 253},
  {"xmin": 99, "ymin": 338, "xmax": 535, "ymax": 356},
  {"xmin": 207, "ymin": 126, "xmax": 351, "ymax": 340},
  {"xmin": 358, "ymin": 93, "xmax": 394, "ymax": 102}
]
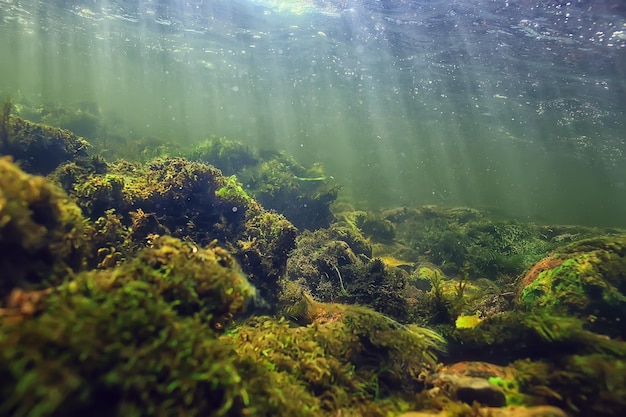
[{"xmin": 1, "ymin": 0, "xmax": 626, "ymax": 416}]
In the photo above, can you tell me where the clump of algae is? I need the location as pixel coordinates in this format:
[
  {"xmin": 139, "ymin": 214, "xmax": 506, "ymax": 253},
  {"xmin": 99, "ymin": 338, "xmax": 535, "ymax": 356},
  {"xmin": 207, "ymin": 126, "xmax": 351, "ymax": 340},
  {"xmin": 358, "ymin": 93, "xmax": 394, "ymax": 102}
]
[
  {"xmin": 0, "ymin": 236, "xmax": 255, "ymax": 417},
  {"xmin": 0, "ymin": 157, "xmax": 90, "ymax": 297},
  {"xmin": 0, "ymin": 236, "xmax": 445, "ymax": 417}
]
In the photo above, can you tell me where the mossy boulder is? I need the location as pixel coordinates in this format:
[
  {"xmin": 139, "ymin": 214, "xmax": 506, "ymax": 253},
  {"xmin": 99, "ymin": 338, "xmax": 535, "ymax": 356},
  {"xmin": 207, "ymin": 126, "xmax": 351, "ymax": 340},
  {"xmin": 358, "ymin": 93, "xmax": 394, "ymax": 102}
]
[
  {"xmin": 239, "ymin": 154, "xmax": 338, "ymax": 231},
  {"xmin": 285, "ymin": 226, "xmax": 408, "ymax": 321},
  {"xmin": 187, "ymin": 136, "xmax": 258, "ymax": 176},
  {"xmin": 278, "ymin": 293, "xmax": 445, "ymax": 393},
  {"xmin": 0, "ymin": 235, "xmax": 447, "ymax": 417},
  {"xmin": 0, "ymin": 157, "xmax": 90, "ymax": 297},
  {"xmin": 188, "ymin": 137, "xmax": 339, "ymax": 231},
  {"xmin": 1, "ymin": 113, "xmax": 90, "ymax": 175},
  {"xmin": 229, "ymin": 307, "xmax": 443, "ymax": 416},
  {"xmin": 354, "ymin": 211, "xmax": 396, "ymax": 243},
  {"xmin": 517, "ymin": 235, "xmax": 626, "ymax": 338},
  {"xmin": 54, "ymin": 157, "xmax": 297, "ymax": 306},
  {"xmin": 0, "ymin": 236, "xmax": 255, "ymax": 417}
]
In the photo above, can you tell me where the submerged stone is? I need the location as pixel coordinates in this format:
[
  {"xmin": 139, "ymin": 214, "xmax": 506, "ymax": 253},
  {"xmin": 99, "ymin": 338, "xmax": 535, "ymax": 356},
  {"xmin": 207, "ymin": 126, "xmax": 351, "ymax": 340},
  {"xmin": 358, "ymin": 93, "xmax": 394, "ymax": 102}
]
[{"xmin": 518, "ymin": 234, "xmax": 626, "ymax": 338}]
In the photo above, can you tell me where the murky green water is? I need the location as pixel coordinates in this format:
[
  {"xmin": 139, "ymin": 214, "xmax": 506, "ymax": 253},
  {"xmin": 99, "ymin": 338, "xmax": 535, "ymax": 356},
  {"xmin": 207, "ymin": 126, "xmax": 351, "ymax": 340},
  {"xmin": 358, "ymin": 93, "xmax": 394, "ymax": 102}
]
[{"xmin": 1, "ymin": 0, "xmax": 625, "ymax": 226}]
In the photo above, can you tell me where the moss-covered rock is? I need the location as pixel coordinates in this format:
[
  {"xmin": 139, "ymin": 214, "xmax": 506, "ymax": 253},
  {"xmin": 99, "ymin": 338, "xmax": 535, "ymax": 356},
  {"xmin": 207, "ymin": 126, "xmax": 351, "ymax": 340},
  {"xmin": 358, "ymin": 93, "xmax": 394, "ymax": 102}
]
[
  {"xmin": 517, "ymin": 235, "xmax": 626, "ymax": 338},
  {"xmin": 54, "ymin": 156, "xmax": 297, "ymax": 306},
  {"xmin": 229, "ymin": 308, "xmax": 443, "ymax": 416},
  {"xmin": 236, "ymin": 211, "xmax": 298, "ymax": 307},
  {"xmin": 187, "ymin": 136, "xmax": 258, "ymax": 176},
  {"xmin": 284, "ymin": 225, "xmax": 408, "ymax": 320},
  {"xmin": 0, "ymin": 157, "xmax": 90, "ymax": 298},
  {"xmin": 0, "ymin": 236, "xmax": 447, "ymax": 417},
  {"xmin": 188, "ymin": 137, "xmax": 339, "ymax": 231},
  {"xmin": 0, "ymin": 236, "xmax": 254, "ymax": 417},
  {"xmin": 237, "ymin": 155, "xmax": 337, "ymax": 231},
  {"xmin": 1, "ymin": 109, "xmax": 90, "ymax": 175},
  {"xmin": 512, "ymin": 353, "xmax": 626, "ymax": 417},
  {"xmin": 279, "ymin": 292, "xmax": 445, "ymax": 394}
]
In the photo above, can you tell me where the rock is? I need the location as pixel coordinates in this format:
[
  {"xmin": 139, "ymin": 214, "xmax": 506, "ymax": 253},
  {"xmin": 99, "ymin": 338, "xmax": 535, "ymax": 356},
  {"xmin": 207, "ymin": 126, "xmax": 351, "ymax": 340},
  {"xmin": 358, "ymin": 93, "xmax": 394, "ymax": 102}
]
[
  {"xmin": 398, "ymin": 405, "xmax": 567, "ymax": 417},
  {"xmin": 428, "ymin": 372, "xmax": 506, "ymax": 407},
  {"xmin": 2, "ymin": 116, "xmax": 90, "ymax": 175},
  {"xmin": 485, "ymin": 405, "xmax": 568, "ymax": 417},
  {"xmin": 517, "ymin": 234, "xmax": 626, "ymax": 338}
]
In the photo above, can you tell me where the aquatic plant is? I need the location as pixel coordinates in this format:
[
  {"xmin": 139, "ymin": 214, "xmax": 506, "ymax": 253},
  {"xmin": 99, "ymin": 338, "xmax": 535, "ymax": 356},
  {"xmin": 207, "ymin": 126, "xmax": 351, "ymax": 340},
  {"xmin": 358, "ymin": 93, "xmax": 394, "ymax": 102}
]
[
  {"xmin": 187, "ymin": 136, "xmax": 258, "ymax": 176},
  {"xmin": 237, "ymin": 210, "xmax": 298, "ymax": 307},
  {"xmin": 55, "ymin": 156, "xmax": 297, "ymax": 307},
  {"xmin": 1, "ymin": 116, "xmax": 90, "ymax": 175},
  {"xmin": 226, "ymin": 304, "xmax": 443, "ymax": 416},
  {"xmin": 240, "ymin": 156, "xmax": 339, "ymax": 231},
  {"xmin": 187, "ymin": 137, "xmax": 338, "ymax": 231},
  {"xmin": 379, "ymin": 206, "xmax": 559, "ymax": 278},
  {"xmin": 0, "ymin": 99, "xmax": 11, "ymax": 150},
  {"xmin": 285, "ymin": 226, "xmax": 411, "ymax": 320},
  {"xmin": 0, "ymin": 157, "xmax": 90, "ymax": 298},
  {"xmin": 279, "ymin": 291, "xmax": 445, "ymax": 394},
  {"xmin": 353, "ymin": 211, "xmax": 396, "ymax": 242},
  {"xmin": 0, "ymin": 236, "xmax": 255, "ymax": 417},
  {"xmin": 215, "ymin": 174, "xmax": 253, "ymax": 209},
  {"xmin": 0, "ymin": 232, "xmax": 447, "ymax": 417},
  {"xmin": 513, "ymin": 352, "xmax": 626, "ymax": 416}
]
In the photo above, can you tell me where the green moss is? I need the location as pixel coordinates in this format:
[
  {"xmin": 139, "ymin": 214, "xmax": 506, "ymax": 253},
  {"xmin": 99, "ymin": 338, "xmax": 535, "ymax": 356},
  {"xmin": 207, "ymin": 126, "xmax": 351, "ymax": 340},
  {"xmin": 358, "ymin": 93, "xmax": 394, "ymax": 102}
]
[
  {"xmin": 0, "ymin": 236, "xmax": 256, "ymax": 417},
  {"xmin": 284, "ymin": 227, "xmax": 411, "ymax": 321},
  {"xmin": 109, "ymin": 236, "xmax": 256, "ymax": 328},
  {"xmin": 215, "ymin": 175, "xmax": 252, "ymax": 209},
  {"xmin": 237, "ymin": 211, "xmax": 297, "ymax": 306},
  {"xmin": 513, "ymin": 354, "xmax": 626, "ymax": 416},
  {"xmin": 518, "ymin": 235, "xmax": 626, "ymax": 338},
  {"xmin": 354, "ymin": 212, "xmax": 396, "ymax": 242},
  {"xmin": 241, "ymin": 156, "xmax": 338, "ymax": 231},
  {"xmin": 1, "ymin": 116, "xmax": 90, "ymax": 175},
  {"xmin": 187, "ymin": 136, "xmax": 258, "ymax": 176},
  {"xmin": 381, "ymin": 207, "xmax": 567, "ymax": 279},
  {"xmin": 0, "ymin": 157, "xmax": 90, "ymax": 297},
  {"xmin": 0, "ymin": 237, "xmax": 444, "ymax": 417},
  {"xmin": 231, "ymin": 295, "xmax": 444, "ymax": 415},
  {"xmin": 487, "ymin": 377, "xmax": 525, "ymax": 405},
  {"xmin": 54, "ymin": 156, "xmax": 297, "ymax": 307},
  {"xmin": 74, "ymin": 174, "xmax": 125, "ymax": 219}
]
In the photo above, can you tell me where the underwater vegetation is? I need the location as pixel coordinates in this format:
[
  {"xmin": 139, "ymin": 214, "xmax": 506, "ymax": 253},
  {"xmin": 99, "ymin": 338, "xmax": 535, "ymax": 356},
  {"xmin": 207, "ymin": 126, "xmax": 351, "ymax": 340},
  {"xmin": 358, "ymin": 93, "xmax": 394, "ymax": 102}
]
[
  {"xmin": 0, "ymin": 234, "xmax": 444, "ymax": 417},
  {"xmin": 187, "ymin": 136, "xmax": 259, "ymax": 177},
  {"xmin": 517, "ymin": 235, "xmax": 626, "ymax": 339},
  {"xmin": 2, "ymin": 108, "xmax": 626, "ymax": 416},
  {"xmin": 0, "ymin": 237, "xmax": 253, "ymax": 417},
  {"xmin": 0, "ymin": 100, "xmax": 91, "ymax": 175},
  {"xmin": 52, "ymin": 155, "xmax": 297, "ymax": 307},
  {"xmin": 284, "ymin": 224, "xmax": 410, "ymax": 321},
  {"xmin": 0, "ymin": 157, "xmax": 90, "ymax": 298},
  {"xmin": 358, "ymin": 205, "xmax": 611, "ymax": 279},
  {"xmin": 189, "ymin": 137, "xmax": 340, "ymax": 231}
]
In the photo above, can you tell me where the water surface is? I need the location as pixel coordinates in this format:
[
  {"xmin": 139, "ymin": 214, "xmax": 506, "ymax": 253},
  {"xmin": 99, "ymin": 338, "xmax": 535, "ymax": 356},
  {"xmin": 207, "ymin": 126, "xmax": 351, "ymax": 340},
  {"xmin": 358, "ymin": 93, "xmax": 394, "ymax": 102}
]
[{"xmin": 1, "ymin": 0, "xmax": 625, "ymax": 226}]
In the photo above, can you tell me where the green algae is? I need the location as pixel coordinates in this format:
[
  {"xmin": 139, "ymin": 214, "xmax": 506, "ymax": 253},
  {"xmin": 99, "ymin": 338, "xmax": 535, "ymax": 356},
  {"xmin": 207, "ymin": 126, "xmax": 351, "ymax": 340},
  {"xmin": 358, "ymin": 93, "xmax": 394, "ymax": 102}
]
[
  {"xmin": 0, "ymin": 237, "xmax": 253, "ymax": 417},
  {"xmin": 0, "ymin": 157, "xmax": 90, "ymax": 297},
  {"xmin": 1, "ymin": 115, "xmax": 90, "ymax": 175},
  {"xmin": 518, "ymin": 235, "xmax": 626, "ymax": 338},
  {"xmin": 0, "ymin": 235, "xmax": 445, "ymax": 417}
]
